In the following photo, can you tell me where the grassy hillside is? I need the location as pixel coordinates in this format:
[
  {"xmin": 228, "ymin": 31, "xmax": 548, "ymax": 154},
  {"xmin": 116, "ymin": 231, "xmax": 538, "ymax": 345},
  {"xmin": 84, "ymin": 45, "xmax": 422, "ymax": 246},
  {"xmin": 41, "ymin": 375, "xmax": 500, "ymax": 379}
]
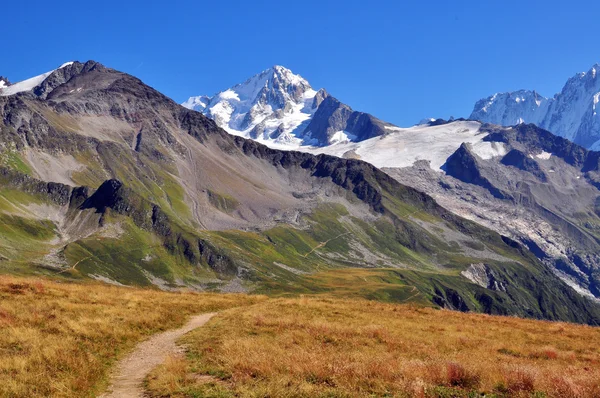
[
  {"xmin": 147, "ymin": 298, "xmax": 600, "ymax": 398},
  {"xmin": 0, "ymin": 275, "xmax": 264, "ymax": 398},
  {"xmin": 2, "ymin": 275, "xmax": 600, "ymax": 397}
]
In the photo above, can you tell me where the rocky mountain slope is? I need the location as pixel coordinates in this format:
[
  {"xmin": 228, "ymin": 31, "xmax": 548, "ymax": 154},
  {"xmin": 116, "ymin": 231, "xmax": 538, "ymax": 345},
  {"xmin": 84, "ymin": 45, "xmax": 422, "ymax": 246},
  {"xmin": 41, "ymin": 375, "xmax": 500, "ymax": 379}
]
[
  {"xmin": 183, "ymin": 66, "xmax": 393, "ymax": 147},
  {"xmin": 0, "ymin": 61, "xmax": 598, "ymax": 323},
  {"xmin": 299, "ymin": 120, "xmax": 600, "ymax": 301},
  {"xmin": 470, "ymin": 63, "xmax": 600, "ymax": 149}
]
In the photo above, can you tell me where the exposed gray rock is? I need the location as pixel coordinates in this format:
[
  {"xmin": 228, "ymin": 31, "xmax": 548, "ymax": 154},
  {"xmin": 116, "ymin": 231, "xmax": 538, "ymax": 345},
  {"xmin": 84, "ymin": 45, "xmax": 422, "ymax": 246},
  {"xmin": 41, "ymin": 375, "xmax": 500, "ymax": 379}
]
[
  {"xmin": 303, "ymin": 96, "xmax": 391, "ymax": 145},
  {"xmin": 312, "ymin": 88, "xmax": 329, "ymax": 109},
  {"xmin": 461, "ymin": 263, "xmax": 507, "ymax": 292}
]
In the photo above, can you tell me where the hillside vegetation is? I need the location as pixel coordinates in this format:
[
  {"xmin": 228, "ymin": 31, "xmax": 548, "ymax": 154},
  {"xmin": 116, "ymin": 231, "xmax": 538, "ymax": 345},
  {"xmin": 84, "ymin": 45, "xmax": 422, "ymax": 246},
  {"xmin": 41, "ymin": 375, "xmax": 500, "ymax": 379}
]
[{"xmin": 147, "ymin": 298, "xmax": 600, "ymax": 398}]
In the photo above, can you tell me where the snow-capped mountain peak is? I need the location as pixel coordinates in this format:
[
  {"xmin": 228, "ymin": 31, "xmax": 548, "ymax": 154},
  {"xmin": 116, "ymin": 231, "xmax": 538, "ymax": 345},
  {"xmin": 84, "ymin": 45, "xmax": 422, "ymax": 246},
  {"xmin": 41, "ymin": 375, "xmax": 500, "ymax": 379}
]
[
  {"xmin": 470, "ymin": 63, "xmax": 600, "ymax": 149},
  {"xmin": 183, "ymin": 65, "xmax": 320, "ymax": 146},
  {"xmin": 183, "ymin": 66, "xmax": 396, "ymax": 148},
  {"xmin": 181, "ymin": 95, "xmax": 210, "ymax": 111},
  {"xmin": 230, "ymin": 64, "xmax": 313, "ymax": 111}
]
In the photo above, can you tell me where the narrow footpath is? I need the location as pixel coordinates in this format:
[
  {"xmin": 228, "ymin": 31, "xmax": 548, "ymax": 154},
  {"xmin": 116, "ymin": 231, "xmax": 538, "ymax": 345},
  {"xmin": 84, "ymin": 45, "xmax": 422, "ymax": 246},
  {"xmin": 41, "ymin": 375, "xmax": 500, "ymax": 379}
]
[{"xmin": 101, "ymin": 313, "xmax": 216, "ymax": 397}]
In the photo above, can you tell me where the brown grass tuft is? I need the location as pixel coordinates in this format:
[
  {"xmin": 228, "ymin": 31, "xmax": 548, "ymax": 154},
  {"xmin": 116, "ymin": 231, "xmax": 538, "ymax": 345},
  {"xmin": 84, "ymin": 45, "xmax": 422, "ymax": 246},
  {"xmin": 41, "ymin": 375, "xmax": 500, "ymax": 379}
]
[
  {"xmin": 446, "ymin": 362, "xmax": 481, "ymax": 389},
  {"xmin": 499, "ymin": 368, "xmax": 536, "ymax": 395}
]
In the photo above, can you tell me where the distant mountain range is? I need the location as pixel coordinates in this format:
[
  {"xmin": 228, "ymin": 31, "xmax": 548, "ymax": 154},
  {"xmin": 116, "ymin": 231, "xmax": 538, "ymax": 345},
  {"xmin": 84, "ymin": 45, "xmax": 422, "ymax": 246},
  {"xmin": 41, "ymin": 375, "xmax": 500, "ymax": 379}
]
[
  {"xmin": 185, "ymin": 65, "xmax": 600, "ymax": 302},
  {"xmin": 470, "ymin": 63, "xmax": 600, "ymax": 149}
]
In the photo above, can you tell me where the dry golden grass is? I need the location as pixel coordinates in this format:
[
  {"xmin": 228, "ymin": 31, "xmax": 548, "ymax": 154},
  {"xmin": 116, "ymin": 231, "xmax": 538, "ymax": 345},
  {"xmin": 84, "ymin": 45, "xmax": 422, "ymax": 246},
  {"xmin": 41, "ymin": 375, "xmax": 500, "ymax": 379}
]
[
  {"xmin": 0, "ymin": 275, "xmax": 264, "ymax": 397},
  {"xmin": 147, "ymin": 297, "xmax": 600, "ymax": 398}
]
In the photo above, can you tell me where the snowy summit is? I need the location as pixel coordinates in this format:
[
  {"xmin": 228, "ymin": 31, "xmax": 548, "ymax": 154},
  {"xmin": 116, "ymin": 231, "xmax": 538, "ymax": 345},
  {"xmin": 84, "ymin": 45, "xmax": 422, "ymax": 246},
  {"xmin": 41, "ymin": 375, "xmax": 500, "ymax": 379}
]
[
  {"xmin": 470, "ymin": 63, "xmax": 600, "ymax": 149},
  {"xmin": 184, "ymin": 66, "xmax": 320, "ymax": 147},
  {"xmin": 183, "ymin": 65, "xmax": 394, "ymax": 148}
]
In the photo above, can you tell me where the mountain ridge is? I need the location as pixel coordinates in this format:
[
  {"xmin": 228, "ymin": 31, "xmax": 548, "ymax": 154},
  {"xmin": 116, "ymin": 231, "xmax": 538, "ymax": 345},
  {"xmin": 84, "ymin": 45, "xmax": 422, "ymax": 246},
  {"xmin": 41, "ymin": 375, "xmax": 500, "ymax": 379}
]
[
  {"xmin": 0, "ymin": 60, "xmax": 597, "ymax": 323},
  {"xmin": 470, "ymin": 63, "xmax": 600, "ymax": 149}
]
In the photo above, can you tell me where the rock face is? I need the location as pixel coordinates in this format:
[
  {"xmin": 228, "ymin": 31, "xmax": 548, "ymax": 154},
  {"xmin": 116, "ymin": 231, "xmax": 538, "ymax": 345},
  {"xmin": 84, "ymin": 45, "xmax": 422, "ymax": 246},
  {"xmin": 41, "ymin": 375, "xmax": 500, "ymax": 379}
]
[
  {"xmin": 302, "ymin": 96, "xmax": 391, "ymax": 145},
  {"xmin": 470, "ymin": 63, "xmax": 600, "ymax": 149},
  {"xmin": 183, "ymin": 66, "xmax": 395, "ymax": 147},
  {"xmin": 461, "ymin": 263, "xmax": 507, "ymax": 292},
  {"xmin": 443, "ymin": 143, "xmax": 509, "ymax": 200},
  {"xmin": 1, "ymin": 61, "xmax": 599, "ymax": 324}
]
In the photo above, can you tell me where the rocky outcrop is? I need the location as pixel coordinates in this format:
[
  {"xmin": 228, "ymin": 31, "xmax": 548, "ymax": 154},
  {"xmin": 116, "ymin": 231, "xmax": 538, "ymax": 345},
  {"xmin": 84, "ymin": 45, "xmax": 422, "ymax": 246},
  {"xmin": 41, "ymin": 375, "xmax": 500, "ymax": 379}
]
[
  {"xmin": 81, "ymin": 179, "xmax": 238, "ymax": 275},
  {"xmin": 443, "ymin": 143, "xmax": 509, "ymax": 199},
  {"xmin": 311, "ymin": 88, "xmax": 329, "ymax": 109},
  {"xmin": 303, "ymin": 96, "xmax": 390, "ymax": 145},
  {"xmin": 0, "ymin": 167, "xmax": 73, "ymax": 205},
  {"xmin": 461, "ymin": 263, "xmax": 507, "ymax": 292},
  {"xmin": 501, "ymin": 149, "xmax": 547, "ymax": 181}
]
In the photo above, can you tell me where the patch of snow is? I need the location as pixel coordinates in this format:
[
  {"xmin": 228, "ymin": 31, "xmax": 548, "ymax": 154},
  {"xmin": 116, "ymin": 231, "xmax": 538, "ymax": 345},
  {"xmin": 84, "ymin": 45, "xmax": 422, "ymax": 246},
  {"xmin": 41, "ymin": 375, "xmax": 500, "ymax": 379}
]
[
  {"xmin": 300, "ymin": 121, "xmax": 485, "ymax": 171},
  {"xmin": 384, "ymin": 125, "xmax": 402, "ymax": 132},
  {"xmin": 217, "ymin": 89, "xmax": 240, "ymax": 101},
  {"xmin": 182, "ymin": 95, "xmax": 211, "ymax": 111},
  {"xmin": 0, "ymin": 62, "xmax": 73, "ymax": 97},
  {"xmin": 535, "ymin": 151, "xmax": 552, "ymax": 160},
  {"xmin": 329, "ymin": 131, "xmax": 356, "ymax": 145},
  {"xmin": 417, "ymin": 118, "xmax": 436, "ymax": 125},
  {"xmin": 470, "ymin": 141, "xmax": 508, "ymax": 160}
]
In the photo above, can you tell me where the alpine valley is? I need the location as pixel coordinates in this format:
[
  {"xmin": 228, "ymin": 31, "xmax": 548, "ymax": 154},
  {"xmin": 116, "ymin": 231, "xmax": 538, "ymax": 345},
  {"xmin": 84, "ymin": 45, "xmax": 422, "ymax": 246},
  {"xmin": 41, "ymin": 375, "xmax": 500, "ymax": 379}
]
[
  {"xmin": 0, "ymin": 61, "xmax": 599, "ymax": 325},
  {"xmin": 185, "ymin": 64, "xmax": 600, "ymax": 308}
]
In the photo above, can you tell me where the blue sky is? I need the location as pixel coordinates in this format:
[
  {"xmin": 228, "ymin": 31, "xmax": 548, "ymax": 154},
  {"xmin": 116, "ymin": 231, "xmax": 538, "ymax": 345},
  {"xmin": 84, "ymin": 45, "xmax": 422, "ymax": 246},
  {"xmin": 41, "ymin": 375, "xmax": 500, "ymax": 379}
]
[{"xmin": 1, "ymin": 0, "xmax": 598, "ymax": 126}]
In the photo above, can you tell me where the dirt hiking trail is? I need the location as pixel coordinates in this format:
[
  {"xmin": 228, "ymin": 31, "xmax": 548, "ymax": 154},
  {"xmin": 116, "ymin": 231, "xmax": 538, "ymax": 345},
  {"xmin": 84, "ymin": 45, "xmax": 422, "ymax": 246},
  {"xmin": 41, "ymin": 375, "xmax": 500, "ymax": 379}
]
[{"xmin": 101, "ymin": 312, "xmax": 216, "ymax": 397}]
